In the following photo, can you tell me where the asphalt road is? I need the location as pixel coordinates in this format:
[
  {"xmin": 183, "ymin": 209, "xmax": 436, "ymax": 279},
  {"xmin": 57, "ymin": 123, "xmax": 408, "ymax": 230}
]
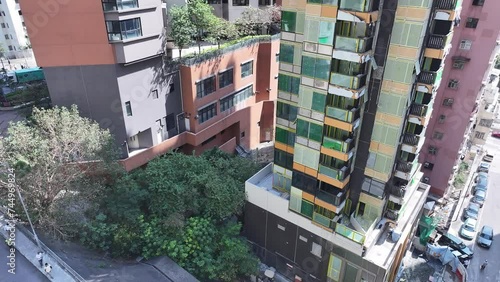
[
  {"xmin": 0, "ymin": 242, "xmax": 49, "ymax": 282},
  {"xmin": 450, "ymin": 123, "xmax": 500, "ymax": 281}
]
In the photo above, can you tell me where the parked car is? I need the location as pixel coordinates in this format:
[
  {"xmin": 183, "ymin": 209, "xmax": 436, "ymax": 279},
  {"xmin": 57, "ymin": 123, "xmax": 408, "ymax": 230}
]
[
  {"xmin": 477, "ymin": 225, "xmax": 493, "ymax": 248},
  {"xmin": 483, "ymin": 154, "xmax": 494, "ymax": 162},
  {"xmin": 471, "ymin": 190, "xmax": 486, "ymax": 208},
  {"xmin": 475, "ymin": 172, "xmax": 488, "ymax": 183},
  {"xmin": 438, "ymin": 233, "xmax": 474, "ymax": 259},
  {"xmin": 462, "ymin": 202, "xmax": 480, "ymax": 221},
  {"xmin": 477, "ymin": 162, "xmax": 490, "ymax": 173},
  {"xmin": 492, "ymin": 131, "xmax": 500, "ymax": 138},
  {"xmin": 460, "ymin": 218, "xmax": 477, "ymax": 240},
  {"xmin": 473, "ymin": 175, "xmax": 488, "ymax": 193}
]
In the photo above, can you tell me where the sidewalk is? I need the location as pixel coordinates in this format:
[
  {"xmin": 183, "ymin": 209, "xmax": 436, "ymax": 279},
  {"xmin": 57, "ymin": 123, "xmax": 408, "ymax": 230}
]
[
  {"xmin": 0, "ymin": 210, "xmax": 80, "ymax": 282},
  {"xmin": 450, "ymin": 153, "xmax": 482, "ymax": 223}
]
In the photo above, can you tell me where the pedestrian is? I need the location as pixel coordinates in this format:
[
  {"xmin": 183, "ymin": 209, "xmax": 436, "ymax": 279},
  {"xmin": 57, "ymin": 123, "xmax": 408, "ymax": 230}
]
[
  {"xmin": 36, "ymin": 251, "xmax": 43, "ymax": 268},
  {"xmin": 44, "ymin": 263, "xmax": 53, "ymax": 278}
]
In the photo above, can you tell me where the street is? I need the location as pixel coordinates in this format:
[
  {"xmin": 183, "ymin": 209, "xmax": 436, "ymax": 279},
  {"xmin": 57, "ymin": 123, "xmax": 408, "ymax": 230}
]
[
  {"xmin": 0, "ymin": 242, "xmax": 49, "ymax": 282},
  {"xmin": 450, "ymin": 121, "xmax": 500, "ymax": 281}
]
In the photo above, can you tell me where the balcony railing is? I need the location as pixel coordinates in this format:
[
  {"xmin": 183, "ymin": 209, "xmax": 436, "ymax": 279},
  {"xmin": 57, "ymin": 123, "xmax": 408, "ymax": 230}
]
[
  {"xmin": 335, "ymin": 223, "xmax": 365, "ymax": 244},
  {"xmin": 318, "ymin": 164, "xmax": 349, "ymax": 181},
  {"xmin": 427, "ymin": 35, "xmax": 446, "ymax": 49},
  {"xmin": 436, "ymin": 0, "xmax": 458, "ymax": 10},
  {"xmin": 316, "ymin": 190, "xmax": 346, "ymax": 207},
  {"xmin": 334, "ymin": 36, "xmax": 373, "ymax": 53},
  {"xmin": 325, "ymin": 106, "xmax": 361, "ymax": 123},
  {"xmin": 410, "ymin": 103, "xmax": 428, "ymax": 117},
  {"xmin": 313, "ymin": 212, "xmax": 332, "ymax": 228},
  {"xmin": 417, "ymin": 71, "xmax": 436, "ymax": 85},
  {"xmin": 389, "ymin": 184, "xmax": 407, "ymax": 198},
  {"xmin": 102, "ymin": 0, "xmax": 139, "ymax": 11},
  {"xmin": 402, "ymin": 133, "xmax": 420, "ymax": 146},
  {"xmin": 330, "ymin": 73, "xmax": 367, "ymax": 90},
  {"xmin": 396, "ymin": 160, "xmax": 413, "ymax": 173},
  {"xmin": 323, "ymin": 136, "xmax": 355, "ymax": 153}
]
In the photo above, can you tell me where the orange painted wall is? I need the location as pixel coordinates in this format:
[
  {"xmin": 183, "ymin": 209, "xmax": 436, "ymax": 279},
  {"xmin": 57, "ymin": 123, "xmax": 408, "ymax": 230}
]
[{"xmin": 19, "ymin": 0, "xmax": 116, "ymax": 67}]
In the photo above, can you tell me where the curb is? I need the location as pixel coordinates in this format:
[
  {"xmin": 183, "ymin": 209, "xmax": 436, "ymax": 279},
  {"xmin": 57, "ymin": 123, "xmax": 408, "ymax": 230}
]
[
  {"xmin": 0, "ymin": 97, "xmax": 50, "ymax": 111},
  {"xmin": 451, "ymin": 155, "xmax": 481, "ymax": 222}
]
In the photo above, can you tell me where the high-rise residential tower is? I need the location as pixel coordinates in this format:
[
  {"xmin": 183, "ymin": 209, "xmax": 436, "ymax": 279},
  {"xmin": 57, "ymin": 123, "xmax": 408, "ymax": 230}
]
[
  {"xmin": 244, "ymin": 0, "xmax": 462, "ymax": 281},
  {"xmin": 419, "ymin": 0, "xmax": 500, "ymax": 196}
]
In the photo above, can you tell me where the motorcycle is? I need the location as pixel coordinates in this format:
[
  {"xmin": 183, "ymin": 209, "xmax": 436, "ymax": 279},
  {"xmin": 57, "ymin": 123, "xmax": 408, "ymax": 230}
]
[{"xmin": 480, "ymin": 260, "xmax": 488, "ymax": 270}]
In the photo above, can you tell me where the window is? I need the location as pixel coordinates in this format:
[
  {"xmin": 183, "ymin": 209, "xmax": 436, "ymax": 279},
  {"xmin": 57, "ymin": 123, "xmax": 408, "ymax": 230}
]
[
  {"xmin": 232, "ymin": 0, "xmax": 249, "ymax": 5},
  {"xmin": 438, "ymin": 115, "xmax": 446, "ymax": 124},
  {"xmin": 433, "ymin": 131, "xmax": 443, "ymax": 140},
  {"xmin": 166, "ymin": 113, "xmax": 176, "ymax": 131},
  {"xmin": 311, "ymin": 242, "xmax": 322, "ymax": 258},
  {"xmin": 281, "ymin": 11, "xmax": 297, "ymax": 32},
  {"xmin": 301, "ymin": 55, "xmax": 331, "ymax": 81},
  {"xmin": 169, "ymin": 82, "xmax": 175, "ymax": 93},
  {"xmin": 279, "ymin": 44, "xmax": 294, "ymax": 64},
  {"xmin": 423, "ymin": 162, "xmax": 434, "ymax": 170},
  {"xmin": 475, "ymin": 131, "xmax": 485, "ymax": 139},
  {"xmin": 9, "ymin": 34, "xmax": 12, "ymax": 39},
  {"xmin": 275, "ymin": 127, "xmax": 296, "ymax": 146},
  {"xmin": 452, "ymin": 59, "xmax": 466, "ymax": 69},
  {"xmin": 219, "ymin": 68, "xmax": 233, "ymax": 88},
  {"xmin": 18, "ymin": 10, "xmax": 22, "ymax": 15},
  {"xmin": 4, "ymin": 34, "xmax": 8, "ymax": 40},
  {"xmin": 207, "ymin": 0, "xmax": 221, "ymax": 3},
  {"xmin": 7, "ymin": 45, "xmax": 12, "ymax": 51},
  {"xmin": 275, "ymin": 53, "xmax": 280, "ymax": 62},
  {"xmin": 304, "ymin": 19, "xmax": 335, "ymax": 45},
  {"xmin": 428, "ymin": 146, "xmax": 438, "ymax": 155},
  {"xmin": 197, "ymin": 103, "xmax": 217, "ymax": 124},
  {"xmin": 479, "ymin": 119, "xmax": 493, "ymax": 127},
  {"xmin": 1, "ymin": 11, "xmax": 4, "ymax": 16},
  {"xmin": 196, "ymin": 76, "xmax": 216, "ymax": 98},
  {"xmin": 459, "ymin": 40, "xmax": 472, "ymax": 50},
  {"xmin": 241, "ymin": 61, "xmax": 253, "ymax": 78},
  {"xmin": 102, "ymin": 0, "xmax": 139, "ymax": 11},
  {"xmin": 443, "ymin": 98, "xmax": 454, "ymax": 107},
  {"xmin": 327, "ymin": 254, "xmax": 343, "ymax": 282},
  {"xmin": 106, "ymin": 18, "xmax": 142, "ymax": 41},
  {"xmin": 151, "ymin": 89, "xmax": 158, "ymax": 99},
  {"xmin": 259, "ymin": 0, "xmax": 272, "ymax": 5},
  {"xmin": 466, "ymin": 17, "xmax": 479, "ymax": 28},
  {"xmin": 472, "ymin": 0, "xmax": 485, "ymax": 5},
  {"xmin": 274, "ymin": 149, "xmax": 294, "ymax": 170},
  {"xmin": 278, "ymin": 74, "xmax": 300, "ymax": 94},
  {"xmin": 125, "ymin": 101, "xmax": 132, "ymax": 116},
  {"xmin": 220, "ymin": 85, "xmax": 253, "ymax": 111},
  {"xmin": 276, "ymin": 101, "xmax": 298, "ymax": 122},
  {"xmin": 448, "ymin": 79, "xmax": 459, "ymax": 89},
  {"xmin": 296, "ymin": 119, "xmax": 323, "ymax": 142},
  {"xmin": 241, "ymin": 131, "xmax": 245, "ymax": 138},
  {"xmin": 1, "ymin": 23, "xmax": 5, "ymax": 28}
]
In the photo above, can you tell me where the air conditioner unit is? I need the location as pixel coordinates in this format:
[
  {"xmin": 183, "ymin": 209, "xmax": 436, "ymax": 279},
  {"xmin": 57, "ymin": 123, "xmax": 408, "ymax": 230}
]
[{"xmin": 422, "ymin": 176, "xmax": 430, "ymax": 184}]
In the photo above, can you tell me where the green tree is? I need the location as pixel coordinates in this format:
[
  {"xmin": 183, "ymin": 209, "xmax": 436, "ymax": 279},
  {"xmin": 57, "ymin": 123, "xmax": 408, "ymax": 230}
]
[
  {"xmin": 169, "ymin": 5, "xmax": 195, "ymax": 58},
  {"xmin": 0, "ymin": 105, "xmax": 120, "ymax": 238},
  {"xmin": 206, "ymin": 17, "xmax": 239, "ymax": 48},
  {"xmin": 187, "ymin": 0, "xmax": 218, "ymax": 52}
]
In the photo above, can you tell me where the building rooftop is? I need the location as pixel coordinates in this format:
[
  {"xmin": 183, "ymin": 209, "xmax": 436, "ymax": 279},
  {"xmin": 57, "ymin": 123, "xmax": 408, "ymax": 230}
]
[{"xmin": 247, "ymin": 163, "xmax": 430, "ymax": 270}]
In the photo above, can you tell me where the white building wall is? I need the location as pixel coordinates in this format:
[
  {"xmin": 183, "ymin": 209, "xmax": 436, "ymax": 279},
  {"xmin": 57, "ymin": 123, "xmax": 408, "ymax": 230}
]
[{"xmin": 0, "ymin": 0, "xmax": 28, "ymax": 58}]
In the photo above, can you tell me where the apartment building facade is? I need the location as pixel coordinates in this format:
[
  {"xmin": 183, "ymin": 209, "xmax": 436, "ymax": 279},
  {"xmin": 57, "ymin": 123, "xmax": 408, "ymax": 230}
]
[
  {"xmin": 209, "ymin": 0, "xmax": 280, "ymax": 22},
  {"xmin": 0, "ymin": 0, "xmax": 29, "ymax": 58},
  {"xmin": 471, "ymin": 68, "xmax": 500, "ymax": 146},
  {"xmin": 419, "ymin": 0, "xmax": 500, "ymax": 196},
  {"xmin": 244, "ymin": 0, "xmax": 460, "ymax": 281},
  {"xmin": 20, "ymin": 0, "xmax": 279, "ymax": 171}
]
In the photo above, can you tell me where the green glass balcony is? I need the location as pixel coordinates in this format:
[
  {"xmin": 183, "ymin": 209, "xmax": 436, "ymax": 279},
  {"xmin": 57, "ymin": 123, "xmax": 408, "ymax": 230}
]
[
  {"xmin": 323, "ymin": 136, "xmax": 355, "ymax": 153},
  {"xmin": 325, "ymin": 106, "xmax": 360, "ymax": 123},
  {"xmin": 313, "ymin": 212, "xmax": 332, "ymax": 228},
  {"xmin": 335, "ymin": 223, "xmax": 365, "ymax": 244},
  {"xmin": 316, "ymin": 190, "xmax": 346, "ymax": 207},
  {"xmin": 334, "ymin": 36, "xmax": 373, "ymax": 53},
  {"xmin": 330, "ymin": 73, "xmax": 367, "ymax": 90},
  {"xmin": 339, "ymin": 0, "xmax": 377, "ymax": 12},
  {"xmin": 318, "ymin": 164, "xmax": 349, "ymax": 181}
]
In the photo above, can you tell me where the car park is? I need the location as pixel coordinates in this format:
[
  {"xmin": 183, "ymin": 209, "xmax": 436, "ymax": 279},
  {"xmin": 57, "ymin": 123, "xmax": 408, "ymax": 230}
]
[
  {"xmin": 462, "ymin": 202, "xmax": 480, "ymax": 221},
  {"xmin": 472, "ymin": 190, "xmax": 486, "ymax": 208},
  {"xmin": 438, "ymin": 233, "xmax": 474, "ymax": 260},
  {"xmin": 477, "ymin": 162, "xmax": 490, "ymax": 173},
  {"xmin": 483, "ymin": 154, "xmax": 494, "ymax": 162},
  {"xmin": 475, "ymin": 172, "xmax": 488, "ymax": 183},
  {"xmin": 477, "ymin": 225, "xmax": 493, "ymax": 248},
  {"xmin": 460, "ymin": 218, "xmax": 477, "ymax": 240},
  {"xmin": 473, "ymin": 175, "xmax": 488, "ymax": 193}
]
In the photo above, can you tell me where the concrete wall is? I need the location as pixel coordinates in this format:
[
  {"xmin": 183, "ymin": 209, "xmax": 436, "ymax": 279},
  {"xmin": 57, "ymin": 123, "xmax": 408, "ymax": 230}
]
[
  {"xmin": 420, "ymin": 0, "xmax": 500, "ymax": 196},
  {"xmin": 43, "ymin": 64, "xmax": 127, "ymax": 155}
]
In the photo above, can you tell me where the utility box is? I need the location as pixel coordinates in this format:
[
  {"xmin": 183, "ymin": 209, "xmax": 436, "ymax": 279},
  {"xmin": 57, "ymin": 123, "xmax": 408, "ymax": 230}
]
[{"xmin": 14, "ymin": 68, "xmax": 45, "ymax": 83}]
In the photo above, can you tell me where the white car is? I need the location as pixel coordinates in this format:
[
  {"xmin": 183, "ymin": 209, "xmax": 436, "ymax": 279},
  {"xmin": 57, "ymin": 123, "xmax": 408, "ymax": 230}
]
[{"xmin": 460, "ymin": 218, "xmax": 477, "ymax": 240}]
